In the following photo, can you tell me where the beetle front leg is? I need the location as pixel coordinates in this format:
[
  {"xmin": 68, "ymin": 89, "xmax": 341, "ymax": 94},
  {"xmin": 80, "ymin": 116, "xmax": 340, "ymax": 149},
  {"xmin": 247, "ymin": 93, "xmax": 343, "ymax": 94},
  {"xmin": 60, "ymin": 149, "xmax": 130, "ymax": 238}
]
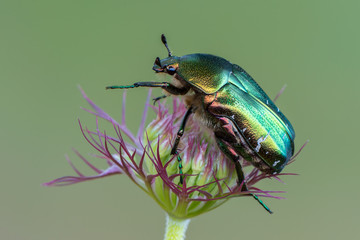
[
  {"xmin": 106, "ymin": 82, "xmax": 189, "ymax": 95},
  {"xmin": 171, "ymin": 106, "xmax": 194, "ymax": 184}
]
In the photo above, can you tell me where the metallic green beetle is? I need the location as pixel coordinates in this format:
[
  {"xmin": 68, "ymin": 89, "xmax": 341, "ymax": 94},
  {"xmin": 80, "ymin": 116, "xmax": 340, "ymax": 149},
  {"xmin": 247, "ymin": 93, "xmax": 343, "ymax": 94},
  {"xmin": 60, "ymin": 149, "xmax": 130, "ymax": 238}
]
[{"xmin": 107, "ymin": 35, "xmax": 295, "ymax": 213}]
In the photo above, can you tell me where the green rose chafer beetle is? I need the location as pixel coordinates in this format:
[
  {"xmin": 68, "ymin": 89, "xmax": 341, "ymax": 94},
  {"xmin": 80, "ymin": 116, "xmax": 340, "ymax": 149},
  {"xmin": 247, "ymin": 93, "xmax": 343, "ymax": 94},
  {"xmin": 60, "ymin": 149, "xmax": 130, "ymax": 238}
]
[{"xmin": 107, "ymin": 35, "xmax": 295, "ymax": 214}]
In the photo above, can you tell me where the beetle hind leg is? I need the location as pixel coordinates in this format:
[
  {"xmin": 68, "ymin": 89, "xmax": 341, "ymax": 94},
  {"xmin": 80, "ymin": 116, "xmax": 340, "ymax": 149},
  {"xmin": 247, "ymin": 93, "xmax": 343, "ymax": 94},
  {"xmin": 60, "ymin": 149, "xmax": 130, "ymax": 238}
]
[
  {"xmin": 215, "ymin": 135, "xmax": 273, "ymax": 214},
  {"xmin": 215, "ymin": 138, "xmax": 247, "ymax": 190}
]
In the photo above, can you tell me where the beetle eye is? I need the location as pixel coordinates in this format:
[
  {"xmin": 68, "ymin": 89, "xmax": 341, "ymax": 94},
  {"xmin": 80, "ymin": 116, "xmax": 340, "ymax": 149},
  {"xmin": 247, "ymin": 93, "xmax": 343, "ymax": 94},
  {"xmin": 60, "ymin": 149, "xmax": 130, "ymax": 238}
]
[{"xmin": 166, "ymin": 66, "xmax": 176, "ymax": 75}]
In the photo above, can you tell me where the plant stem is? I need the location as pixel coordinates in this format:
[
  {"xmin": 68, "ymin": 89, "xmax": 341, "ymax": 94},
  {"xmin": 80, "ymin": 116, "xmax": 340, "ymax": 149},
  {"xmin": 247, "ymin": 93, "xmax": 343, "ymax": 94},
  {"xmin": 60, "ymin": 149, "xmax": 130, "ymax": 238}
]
[{"xmin": 164, "ymin": 214, "xmax": 191, "ymax": 240}]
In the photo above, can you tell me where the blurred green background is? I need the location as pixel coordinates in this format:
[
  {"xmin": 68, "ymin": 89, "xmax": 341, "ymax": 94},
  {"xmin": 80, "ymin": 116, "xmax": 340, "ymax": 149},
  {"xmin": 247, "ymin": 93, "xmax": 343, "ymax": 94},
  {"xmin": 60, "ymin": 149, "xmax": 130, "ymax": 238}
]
[{"xmin": 1, "ymin": 0, "xmax": 359, "ymax": 239}]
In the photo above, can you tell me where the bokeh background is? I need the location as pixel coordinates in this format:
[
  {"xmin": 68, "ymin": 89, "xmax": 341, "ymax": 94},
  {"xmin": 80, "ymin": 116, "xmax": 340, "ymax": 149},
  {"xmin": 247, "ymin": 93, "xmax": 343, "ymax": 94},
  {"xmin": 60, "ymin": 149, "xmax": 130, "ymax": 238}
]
[{"xmin": 1, "ymin": 0, "xmax": 359, "ymax": 239}]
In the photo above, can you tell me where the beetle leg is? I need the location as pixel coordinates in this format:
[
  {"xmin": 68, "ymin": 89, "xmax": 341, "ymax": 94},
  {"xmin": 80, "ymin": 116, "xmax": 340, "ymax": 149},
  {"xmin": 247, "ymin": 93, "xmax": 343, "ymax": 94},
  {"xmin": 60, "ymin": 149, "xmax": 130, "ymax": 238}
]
[
  {"xmin": 106, "ymin": 82, "xmax": 190, "ymax": 95},
  {"xmin": 214, "ymin": 117, "xmax": 273, "ymax": 214},
  {"xmin": 215, "ymin": 136, "xmax": 273, "ymax": 214},
  {"xmin": 152, "ymin": 95, "xmax": 167, "ymax": 105},
  {"xmin": 171, "ymin": 106, "xmax": 193, "ymax": 184},
  {"xmin": 171, "ymin": 106, "xmax": 193, "ymax": 155},
  {"xmin": 215, "ymin": 137, "xmax": 247, "ymax": 191}
]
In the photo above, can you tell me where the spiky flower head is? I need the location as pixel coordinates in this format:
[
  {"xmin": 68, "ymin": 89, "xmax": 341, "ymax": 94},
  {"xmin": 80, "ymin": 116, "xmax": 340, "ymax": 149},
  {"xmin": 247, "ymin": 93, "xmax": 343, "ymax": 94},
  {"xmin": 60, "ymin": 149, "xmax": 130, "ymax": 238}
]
[{"xmin": 45, "ymin": 88, "xmax": 300, "ymax": 219}]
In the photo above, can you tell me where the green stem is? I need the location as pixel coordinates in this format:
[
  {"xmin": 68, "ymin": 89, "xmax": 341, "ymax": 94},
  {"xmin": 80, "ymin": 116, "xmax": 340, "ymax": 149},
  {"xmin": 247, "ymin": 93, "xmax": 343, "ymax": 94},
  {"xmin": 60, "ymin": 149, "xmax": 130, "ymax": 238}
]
[{"xmin": 164, "ymin": 214, "xmax": 191, "ymax": 240}]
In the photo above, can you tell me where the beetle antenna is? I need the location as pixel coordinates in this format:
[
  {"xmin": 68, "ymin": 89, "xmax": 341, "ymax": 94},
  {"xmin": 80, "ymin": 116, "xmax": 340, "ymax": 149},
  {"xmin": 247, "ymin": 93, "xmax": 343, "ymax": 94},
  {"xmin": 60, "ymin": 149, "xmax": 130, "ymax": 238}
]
[{"xmin": 161, "ymin": 34, "xmax": 172, "ymax": 57}]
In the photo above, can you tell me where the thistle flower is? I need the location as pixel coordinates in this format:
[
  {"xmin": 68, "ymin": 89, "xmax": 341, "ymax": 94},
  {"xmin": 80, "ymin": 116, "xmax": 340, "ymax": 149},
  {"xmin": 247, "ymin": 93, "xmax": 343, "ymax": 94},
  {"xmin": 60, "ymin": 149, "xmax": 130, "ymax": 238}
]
[{"xmin": 45, "ymin": 88, "xmax": 304, "ymax": 240}]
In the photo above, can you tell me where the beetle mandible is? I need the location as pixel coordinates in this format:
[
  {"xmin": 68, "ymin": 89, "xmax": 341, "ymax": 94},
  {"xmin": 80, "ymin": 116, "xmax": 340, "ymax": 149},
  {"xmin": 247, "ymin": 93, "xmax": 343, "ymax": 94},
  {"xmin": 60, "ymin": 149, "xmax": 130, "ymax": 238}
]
[{"xmin": 107, "ymin": 34, "xmax": 295, "ymax": 214}]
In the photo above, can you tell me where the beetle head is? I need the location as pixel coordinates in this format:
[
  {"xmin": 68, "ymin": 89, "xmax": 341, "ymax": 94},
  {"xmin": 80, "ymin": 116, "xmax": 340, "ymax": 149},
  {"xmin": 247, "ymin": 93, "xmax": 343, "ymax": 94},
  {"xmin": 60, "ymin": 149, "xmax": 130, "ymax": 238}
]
[
  {"xmin": 152, "ymin": 56, "xmax": 180, "ymax": 75},
  {"xmin": 152, "ymin": 34, "xmax": 180, "ymax": 76}
]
